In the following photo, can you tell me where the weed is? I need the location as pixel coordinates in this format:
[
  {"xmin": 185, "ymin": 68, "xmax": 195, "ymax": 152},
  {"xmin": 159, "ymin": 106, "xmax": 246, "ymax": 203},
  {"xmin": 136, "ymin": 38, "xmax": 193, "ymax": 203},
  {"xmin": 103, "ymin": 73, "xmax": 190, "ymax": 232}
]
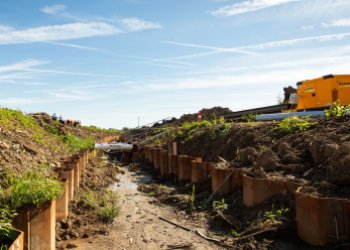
[
  {"xmin": 213, "ymin": 198, "xmax": 228, "ymax": 211},
  {"xmin": 3, "ymin": 166, "xmax": 63, "ymax": 208},
  {"xmin": 78, "ymin": 191, "xmax": 98, "ymax": 209},
  {"xmin": 0, "ymin": 206, "xmax": 16, "ymax": 249},
  {"xmin": 61, "ymin": 134, "xmax": 94, "ymax": 152},
  {"xmin": 277, "ymin": 116, "xmax": 317, "ymax": 134},
  {"xmin": 97, "ymin": 189, "xmax": 119, "ymax": 223},
  {"xmin": 190, "ymin": 185, "xmax": 196, "ymax": 212},
  {"xmin": 241, "ymin": 113, "xmax": 257, "ymax": 122},
  {"xmin": 252, "ymin": 205, "xmax": 290, "ymax": 227},
  {"xmin": 325, "ymin": 101, "xmax": 350, "ymax": 118}
]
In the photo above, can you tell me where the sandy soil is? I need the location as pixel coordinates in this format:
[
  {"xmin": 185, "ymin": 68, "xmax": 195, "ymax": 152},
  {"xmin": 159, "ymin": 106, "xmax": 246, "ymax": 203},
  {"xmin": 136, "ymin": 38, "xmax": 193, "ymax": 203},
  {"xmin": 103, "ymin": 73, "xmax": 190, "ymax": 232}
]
[{"xmin": 70, "ymin": 165, "xmax": 223, "ymax": 250}]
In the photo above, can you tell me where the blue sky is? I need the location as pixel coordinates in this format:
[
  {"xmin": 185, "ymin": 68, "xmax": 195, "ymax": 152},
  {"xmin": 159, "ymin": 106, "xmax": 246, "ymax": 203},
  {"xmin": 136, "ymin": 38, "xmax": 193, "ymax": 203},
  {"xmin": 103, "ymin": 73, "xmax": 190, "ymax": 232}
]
[{"xmin": 1, "ymin": 0, "xmax": 350, "ymax": 128}]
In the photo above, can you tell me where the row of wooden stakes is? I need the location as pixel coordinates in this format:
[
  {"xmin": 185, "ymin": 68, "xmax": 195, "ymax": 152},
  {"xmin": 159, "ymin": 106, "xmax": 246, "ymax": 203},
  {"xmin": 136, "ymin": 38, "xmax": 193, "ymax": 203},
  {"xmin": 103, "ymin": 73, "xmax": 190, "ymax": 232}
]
[
  {"xmin": 134, "ymin": 144, "xmax": 350, "ymax": 247},
  {"xmin": 11, "ymin": 149, "xmax": 97, "ymax": 250}
]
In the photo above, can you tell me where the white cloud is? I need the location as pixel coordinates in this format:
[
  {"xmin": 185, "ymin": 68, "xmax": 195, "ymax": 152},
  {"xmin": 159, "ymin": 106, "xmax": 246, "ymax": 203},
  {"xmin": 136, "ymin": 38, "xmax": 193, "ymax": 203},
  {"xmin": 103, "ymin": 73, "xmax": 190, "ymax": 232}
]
[
  {"xmin": 162, "ymin": 32, "xmax": 350, "ymax": 62},
  {"xmin": 0, "ymin": 59, "xmax": 48, "ymax": 73},
  {"xmin": 0, "ymin": 98, "xmax": 38, "ymax": 105},
  {"xmin": 301, "ymin": 25, "xmax": 314, "ymax": 30},
  {"xmin": 210, "ymin": 0, "xmax": 302, "ymax": 17},
  {"xmin": 41, "ymin": 4, "xmax": 66, "ymax": 14},
  {"xmin": 0, "ymin": 25, "xmax": 13, "ymax": 32},
  {"xmin": 119, "ymin": 17, "xmax": 162, "ymax": 31},
  {"xmin": 0, "ymin": 22, "xmax": 120, "ymax": 44},
  {"xmin": 50, "ymin": 42, "xmax": 108, "ymax": 53},
  {"xmin": 322, "ymin": 18, "xmax": 350, "ymax": 28},
  {"xmin": 240, "ymin": 32, "xmax": 350, "ymax": 50}
]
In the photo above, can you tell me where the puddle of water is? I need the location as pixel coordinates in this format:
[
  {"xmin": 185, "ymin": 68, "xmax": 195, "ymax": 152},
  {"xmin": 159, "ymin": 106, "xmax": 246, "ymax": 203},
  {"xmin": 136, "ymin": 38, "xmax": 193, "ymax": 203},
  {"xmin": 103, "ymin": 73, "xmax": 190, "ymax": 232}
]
[{"xmin": 110, "ymin": 172, "xmax": 138, "ymax": 192}]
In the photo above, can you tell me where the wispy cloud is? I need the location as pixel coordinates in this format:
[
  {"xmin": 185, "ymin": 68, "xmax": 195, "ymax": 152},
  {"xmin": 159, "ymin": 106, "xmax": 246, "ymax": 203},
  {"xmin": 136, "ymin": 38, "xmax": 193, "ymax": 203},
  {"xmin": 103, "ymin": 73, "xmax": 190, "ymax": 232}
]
[
  {"xmin": 164, "ymin": 32, "xmax": 350, "ymax": 62},
  {"xmin": 322, "ymin": 18, "xmax": 350, "ymax": 28},
  {"xmin": 49, "ymin": 42, "xmax": 108, "ymax": 53},
  {"xmin": 0, "ymin": 98, "xmax": 39, "ymax": 105},
  {"xmin": 41, "ymin": 4, "xmax": 66, "ymax": 14},
  {"xmin": 0, "ymin": 25, "xmax": 13, "ymax": 32},
  {"xmin": 301, "ymin": 25, "xmax": 314, "ymax": 30},
  {"xmin": 210, "ymin": 0, "xmax": 302, "ymax": 17},
  {"xmin": 239, "ymin": 32, "xmax": 350, "ymax": 50},
  {"xmin": 0, "ymin": 59, "xmax": 48, "ymax": 73},
  {"xmin": 119, "ymin": 17, "xmax": 162, "ymax": 31},
  {"xmin": 0, "ymin": 22, "xmax": 120, "ymax": 45}
]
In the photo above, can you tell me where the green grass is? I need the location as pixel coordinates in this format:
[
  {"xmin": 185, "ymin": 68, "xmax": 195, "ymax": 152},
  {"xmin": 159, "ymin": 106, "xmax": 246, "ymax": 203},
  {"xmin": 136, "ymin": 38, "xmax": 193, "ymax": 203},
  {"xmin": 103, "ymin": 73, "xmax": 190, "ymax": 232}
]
[
  {"xmin": 81, "ymin": 125, "xmax": 119, "ymax": 134},
  {"xmin": 2, "ymin": 166, "xmax": 64, "ymax": 208},
  {"xmin": 97, "ymin": 189, "xmax": 119, "ymax": 223},
  {"xmin": 0, "ymin": 108, "xmax": 46, "ymax": 144},
  {"xmin": 61, "ymin": 134, "xmax": 94, "ymax": 152},
  {"xmin": 0, "ymin": 206, "xmax": 16, "ymax": 250},
  {"xmin": 78, "ymin": 189, "xmax": 119, "ymax": 224}
]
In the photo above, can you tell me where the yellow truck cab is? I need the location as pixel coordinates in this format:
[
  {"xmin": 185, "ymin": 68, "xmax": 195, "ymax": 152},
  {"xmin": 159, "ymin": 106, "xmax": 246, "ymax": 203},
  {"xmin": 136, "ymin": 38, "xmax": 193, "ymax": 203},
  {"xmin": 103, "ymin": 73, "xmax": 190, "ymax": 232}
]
[{"xmin": 295, "ymin": 74, "xmax": 350, "ymax": 111}]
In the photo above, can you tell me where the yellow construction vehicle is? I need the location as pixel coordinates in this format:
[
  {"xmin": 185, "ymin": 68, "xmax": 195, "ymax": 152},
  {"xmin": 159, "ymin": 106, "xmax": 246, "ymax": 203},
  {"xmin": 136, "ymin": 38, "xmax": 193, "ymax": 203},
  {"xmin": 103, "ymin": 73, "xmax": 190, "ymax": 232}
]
[
  {"xmin": 289, "ymin": 74, "xmax": 350, "ymax": 111},
  {"xmin": 225, "ymin": 74, "xmax": 350, "ymax": 120}
]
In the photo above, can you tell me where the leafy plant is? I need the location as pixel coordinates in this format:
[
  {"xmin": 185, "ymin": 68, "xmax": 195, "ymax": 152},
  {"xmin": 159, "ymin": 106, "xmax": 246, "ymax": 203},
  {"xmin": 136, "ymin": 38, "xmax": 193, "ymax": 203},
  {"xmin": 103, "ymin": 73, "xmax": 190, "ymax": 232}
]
[
  {"xmin": 241, "ymin": 113, "xmax": 257, "ymax": 122},
  {"xmin": 3, "ymin": 167, "xmax": 64, "ymax": 208},
  {"xmin": 252, "ymin": 205, "xmax": 290, "ymax": 227},
  {"xmin": 325, "ymin": 101, "xmax": 350, "ymax": 118},
  {"xmin": 61, "ymin": 134, "xmax": 94, "ymax": 152},
  {"xmin": 97, "ymin": 189, "xmax": 119, "ymax": 223},
  {"xmin": 0, "ymin": 206, "xmax": 16, "ymax": 250},
  {"xmin": 78, "ymin": 191, "xmax": 97, "ymax": 209},
  {"xmin": 277, "ymin": 116, "xmax": 317, "ymax": 134},
  {"xmin": 213, "ymin": 198, "xmax": 228, "ymax": 210}
]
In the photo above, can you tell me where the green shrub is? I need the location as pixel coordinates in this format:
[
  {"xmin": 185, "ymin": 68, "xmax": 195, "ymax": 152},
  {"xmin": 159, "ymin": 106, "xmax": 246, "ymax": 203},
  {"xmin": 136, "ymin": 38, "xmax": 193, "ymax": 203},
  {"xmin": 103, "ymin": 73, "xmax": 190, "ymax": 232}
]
[
  {"xmin": 277, "ymin": 116, "xmax": 317, "ymax": 134},
  {"xmin": 0, "ymin": 206, "xmax": 16, "ymax": 250},
  {"xmin": 61, "ymin": 134, "xmax": 94, "ymax": 152},
  {"xmin": 325, "ymin": 101, "xmax": 350, "ymax": 118},
  {"xmin": 3, "ymin": 167, "xmax": 63, "ymax": 208}
]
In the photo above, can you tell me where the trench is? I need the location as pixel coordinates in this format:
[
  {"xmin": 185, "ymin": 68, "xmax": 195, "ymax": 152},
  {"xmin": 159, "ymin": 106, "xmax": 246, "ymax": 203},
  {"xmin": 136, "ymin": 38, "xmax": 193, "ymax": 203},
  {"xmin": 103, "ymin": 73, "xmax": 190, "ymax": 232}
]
[{"xmin": 73, "ymin": 157, "xmax": 223, "ymax": 250}]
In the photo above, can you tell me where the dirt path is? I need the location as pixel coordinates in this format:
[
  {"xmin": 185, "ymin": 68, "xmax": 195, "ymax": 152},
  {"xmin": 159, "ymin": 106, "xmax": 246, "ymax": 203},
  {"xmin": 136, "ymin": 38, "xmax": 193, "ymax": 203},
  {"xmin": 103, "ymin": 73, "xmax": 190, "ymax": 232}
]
[{"xmin": 72, "ymin": 165, "xmax": 224, "ymax": 250}]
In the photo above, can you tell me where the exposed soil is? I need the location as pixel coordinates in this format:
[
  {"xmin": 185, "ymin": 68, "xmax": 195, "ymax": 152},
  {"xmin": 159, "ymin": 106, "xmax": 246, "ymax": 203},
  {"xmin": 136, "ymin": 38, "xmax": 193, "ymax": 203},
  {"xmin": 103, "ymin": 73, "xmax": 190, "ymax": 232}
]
[
  {"xmin": 175, "ymin": 117, "xmax": 350, "ymax": 197},
  {"xmin": 56, "ymin": 155, "xmax": 121, "ymax": 249},
  {"xmin": 0, "ymin": 112, "xmax": 115, "ymax": 180}
]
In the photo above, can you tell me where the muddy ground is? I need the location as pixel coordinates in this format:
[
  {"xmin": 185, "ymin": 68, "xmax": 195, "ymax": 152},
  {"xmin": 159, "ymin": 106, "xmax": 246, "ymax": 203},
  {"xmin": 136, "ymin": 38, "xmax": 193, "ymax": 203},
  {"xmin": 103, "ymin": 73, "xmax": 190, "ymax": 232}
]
[{"xmin": 60, "ymin": 158, "xmax": 224, "ymax": 250}]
